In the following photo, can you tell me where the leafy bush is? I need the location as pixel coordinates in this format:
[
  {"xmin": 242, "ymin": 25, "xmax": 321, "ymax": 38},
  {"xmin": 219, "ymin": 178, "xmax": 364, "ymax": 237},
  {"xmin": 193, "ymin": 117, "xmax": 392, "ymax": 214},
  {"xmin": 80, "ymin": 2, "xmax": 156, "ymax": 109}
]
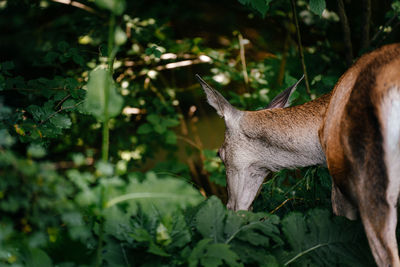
[
  {"xmin": 100, "ymin": 196, "xmax": 374, "ymax": 267},
  {"xmin": 0, "ymin": 0, "xmax": 398, "ymax": 266}
]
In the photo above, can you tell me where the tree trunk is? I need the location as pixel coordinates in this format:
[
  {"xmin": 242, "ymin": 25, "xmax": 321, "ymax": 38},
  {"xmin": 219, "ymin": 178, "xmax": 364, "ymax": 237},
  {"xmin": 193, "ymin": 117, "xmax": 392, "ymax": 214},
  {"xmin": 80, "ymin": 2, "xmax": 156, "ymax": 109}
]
[
  {"xmin": 360, "ymin": 0, "xmax": 371, "ymax": 51},
  {"xmin": 337, "ymin": 0, "xmax": 354, "ymax": 66}
]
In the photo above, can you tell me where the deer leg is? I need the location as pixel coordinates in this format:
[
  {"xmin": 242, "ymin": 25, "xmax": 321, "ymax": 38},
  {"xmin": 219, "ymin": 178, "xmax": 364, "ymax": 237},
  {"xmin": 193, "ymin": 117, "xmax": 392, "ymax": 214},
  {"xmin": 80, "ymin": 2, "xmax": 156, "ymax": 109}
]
[
  {"xmin": 355, "ymin": 173, "xmax": 400, "ymax": 267},
  {"xmin": 331, "ymin": 182, "xmax": 357, "ymax": 220}
]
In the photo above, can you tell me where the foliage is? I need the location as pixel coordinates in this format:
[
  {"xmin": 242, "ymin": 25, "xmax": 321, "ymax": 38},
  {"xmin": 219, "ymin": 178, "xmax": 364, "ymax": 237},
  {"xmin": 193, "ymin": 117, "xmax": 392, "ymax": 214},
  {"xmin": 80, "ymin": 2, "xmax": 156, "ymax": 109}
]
[
  {"xmin": 0, "ymin": 0, "xmax": 398, "ymax": 266},
  {"xmin": 203, "ymin": 149, "xmax": 226, "ymax": 186},
  {"xmin": 98, "ymin": 196, "xmax": 374, "ymax": 267}
]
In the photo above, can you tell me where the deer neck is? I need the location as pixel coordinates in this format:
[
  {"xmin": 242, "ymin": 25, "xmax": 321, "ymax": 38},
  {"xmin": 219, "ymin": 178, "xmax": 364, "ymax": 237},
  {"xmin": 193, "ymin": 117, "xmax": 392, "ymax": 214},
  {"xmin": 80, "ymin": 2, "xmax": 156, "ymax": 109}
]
[{"xmin": 240, "ymin": 93, "xmax": 331, "ymax": 171}]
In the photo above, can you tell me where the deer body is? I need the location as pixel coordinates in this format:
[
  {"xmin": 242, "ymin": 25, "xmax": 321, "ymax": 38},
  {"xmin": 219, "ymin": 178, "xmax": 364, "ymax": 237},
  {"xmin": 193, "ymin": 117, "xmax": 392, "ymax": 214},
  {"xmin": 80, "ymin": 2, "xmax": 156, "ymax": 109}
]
[
  {"xmin": 197, "ymin": 43, "xmax": 400, "ymax": 267},
  {"xmin": 320, "ymin": 44, "xmax": 400, "ymax": 267}
]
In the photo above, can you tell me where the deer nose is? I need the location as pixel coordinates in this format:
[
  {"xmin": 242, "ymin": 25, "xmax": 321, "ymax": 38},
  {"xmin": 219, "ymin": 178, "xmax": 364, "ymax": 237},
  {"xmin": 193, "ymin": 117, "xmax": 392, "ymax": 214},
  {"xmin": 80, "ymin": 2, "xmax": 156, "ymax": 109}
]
[
  {"xmin": 226, "ymin": 201, "xmax": 235, "ymax": 210},
  {"xmin": 227, "ymin": 199, "xmax": 253, "ymax": 211}
]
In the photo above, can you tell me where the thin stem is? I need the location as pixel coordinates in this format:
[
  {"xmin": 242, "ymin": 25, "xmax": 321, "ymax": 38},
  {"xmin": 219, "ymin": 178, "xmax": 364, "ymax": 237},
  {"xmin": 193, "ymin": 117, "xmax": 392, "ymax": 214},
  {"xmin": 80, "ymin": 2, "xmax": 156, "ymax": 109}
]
[
  {"xmin": 370, "ymin": 13, "xmax": 399, "ymax": 45},
  {"xmin": 284, "ymin": 243, "xmax": 329, "ymax": 266},
  {"xmin": 50, "ymin": 0, "xmax": 99, "ymax": 14},
  {"xmin": 276, "ymin": 31, "xmax": 290, "ymax": 88},
  {"xmin": 101, "ymin": 14, "xmax": 115, "ymax": 162},
  {"xmin": 54, "ymin": 94, "xmax": 71, "ymax": 110},
  {"xmin": 177, "ymin": 135, "xmax": 202, "ymax": 151},
  {"xmin": 39, "ymin": 100, "xmax": 84, "ymax": 125},
  {"xmin": 225, "ymin": 221, "xmax": 260, "ymax": 244},
  {"xmin": 290, "ymin": 0, "xmax": 311, "ymax": 98},
  {"xmin": 270, "ymin": 196, "xmax": 303, "ymax": 214},
  {"xmin": 96, "ymin": 13, "xmax": 115, "ymax": 267},
  {"xmin": 238, "ymin": 33, "xmax": 249, "ymax": 91}
]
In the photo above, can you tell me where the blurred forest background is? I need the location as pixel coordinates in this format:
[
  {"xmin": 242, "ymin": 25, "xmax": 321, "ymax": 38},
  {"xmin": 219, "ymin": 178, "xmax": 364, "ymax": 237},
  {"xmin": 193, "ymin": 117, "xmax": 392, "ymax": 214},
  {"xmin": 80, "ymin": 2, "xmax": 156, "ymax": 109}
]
[{"xmin": 1, "ymin": 0, "xmax": 400, "ymax": 266}]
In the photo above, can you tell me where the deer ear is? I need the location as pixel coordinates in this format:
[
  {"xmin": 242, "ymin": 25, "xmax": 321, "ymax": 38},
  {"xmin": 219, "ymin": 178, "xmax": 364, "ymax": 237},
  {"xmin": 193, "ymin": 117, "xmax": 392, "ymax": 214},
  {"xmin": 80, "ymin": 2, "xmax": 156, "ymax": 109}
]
[
  {"xmin": 266, "ymin": 75, "xmax": 304, "ymax": 109},
  {"xmin": 196, "ymin": 74, "xmax": 238, "ymax": 119}
]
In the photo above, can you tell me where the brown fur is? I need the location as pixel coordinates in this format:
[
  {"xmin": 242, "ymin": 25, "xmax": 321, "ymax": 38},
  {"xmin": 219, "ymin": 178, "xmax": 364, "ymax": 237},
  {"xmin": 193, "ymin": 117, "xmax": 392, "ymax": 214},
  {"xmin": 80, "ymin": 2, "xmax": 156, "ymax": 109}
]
[
  {"xmin": 243, "ymin": 93, "xmax": 331, "ymax": 154},
  {"xmin": 320, "ymin": 43, "xmax": 400, "ymax": 267}
]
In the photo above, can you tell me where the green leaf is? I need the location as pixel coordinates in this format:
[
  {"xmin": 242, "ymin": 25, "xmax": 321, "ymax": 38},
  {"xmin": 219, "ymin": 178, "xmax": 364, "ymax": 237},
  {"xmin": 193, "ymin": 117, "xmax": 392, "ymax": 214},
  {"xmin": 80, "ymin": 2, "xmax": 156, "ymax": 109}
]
[
  {"xmin": 1, "ymin": 61, "xmax": 15, "ymax": 75},
  {"xmin": 202, "ymin": 243, "xmax": 243, "ymax": 267},
  {"xmin": 0, "ymin": 129, "xmax": 15, "ymax": 147},
  {"xmin": 145, "ymin": 46, "xmax": 162, "ymax": 58},
  {"xmin": 95, "ymin": 0, "xmax": 126, "ymax": 15},
  {"xmin": 23, "ymin": 248, "xmax": 53, "ymax": 267},
  {"xmin": 84, "ymin": 67, "xmax": 123, "ymax": 121},
  {"xmin": 189, "ymin": 239, "xmax": 212, "ymax": 267},
  {"xmin": 168, "ymin": 212, "xmax": 191, "ymax": 249},
  {"xmin": 50, "ymin": 114, "xmax": 72, "ymax": 129},
  {"xmin": 65, "ymin": 77, "xmax": 80, "ymax": 91},
  {"xmin": 154, "ymin": 123, "xmax": 166, "ymax": 134},
  {"xmin": 131, "ymin": 227, "xmax": 153, "ymax": 242},
  {"xmin": 44, "ymin": 51, "xmax": 59, "ymax": 64},
  {"xmin": 27, "ymin": 104, "xmax": 52, "ymax": 121},
  {"xmin": 237, "ymin": 0, "xmax": 272, "ymax": 17},
  {"xmin": 96, "ymin": 161, "xmax": 114, "ymax": 176},
  {"xmin": 165, "ymin": 130, "xmax": 176, "ymax": 144},
  {"xmin": 147, "ymin": 114, "xmax": 160, "ymax": 125},
  {"xmin": 61, "ymin": 99, "xmax": 76, "ymax": 110},
  {"xmin": 392, "ymin": 1, "xmax": 400, "ymax": 14},
  {"xmin": 106, "ymin": 172, "xmax": 202, "ymax": 215},
  {"xmin": 252, "ymin": 0, "xmax": 270, "ymax": 17},
  {"xmin": 72, "ymin": 54, "xmax": 84, "ymax": 66},
  {"xmin": 0, "ymin": 74, "xmax": 5, "ymax": 90},
  {"xmin": 103, "ymin": 238, "xmax": 129, "ymax": 267},
  {"xmin": 281, "ymin": 209, "xmax": 373, "ymax": 266},
  {"xmin": 114, "ymin": 26, "xmax": 127, "ymax": 46},
  {"xmin": 57, "ymin": 41, "xmax": 69, "ymax": 52},
  {"xmin": 148, "ymin": 242, "xmax": 170, "ymax": 257},
  {"xmin": 189, "ymin": 239, "xmax": 243, "ymax": 267},
  {"xmin": 137, "ymin": 123, "xmax": 152, "ymax": 134},
  {"xmin": 309, "ymin": 0, "xmax": 326, "ymax": 16},
  {"xmin": 62, "ymin": 212, "xmax": 84, "ymax": 227},
  {"xmin": 27, "ymin": 144, "xmax": 46, "ymax": 158},
  {"xmin": 195, "ymin": 196, "xmax": 225, "ymax": 243},
  {"xmin": 164, "ymin": 118, "xmax": 180, "ymax": 127}
]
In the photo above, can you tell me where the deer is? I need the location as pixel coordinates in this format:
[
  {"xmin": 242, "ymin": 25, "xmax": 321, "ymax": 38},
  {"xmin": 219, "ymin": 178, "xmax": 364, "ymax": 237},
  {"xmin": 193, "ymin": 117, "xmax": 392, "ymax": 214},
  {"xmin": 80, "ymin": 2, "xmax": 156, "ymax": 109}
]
[{"xmin": 196, "ymin": 43, "xmax": 400, "ymax": 267}]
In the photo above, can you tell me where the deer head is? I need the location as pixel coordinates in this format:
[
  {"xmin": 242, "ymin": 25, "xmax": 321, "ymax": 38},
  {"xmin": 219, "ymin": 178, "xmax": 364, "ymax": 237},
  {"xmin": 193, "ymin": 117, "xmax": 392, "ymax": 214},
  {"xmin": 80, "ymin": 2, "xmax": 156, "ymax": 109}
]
[{"xmin": 196, "ymin": 74, "xmax": 305, "ymax": 211}]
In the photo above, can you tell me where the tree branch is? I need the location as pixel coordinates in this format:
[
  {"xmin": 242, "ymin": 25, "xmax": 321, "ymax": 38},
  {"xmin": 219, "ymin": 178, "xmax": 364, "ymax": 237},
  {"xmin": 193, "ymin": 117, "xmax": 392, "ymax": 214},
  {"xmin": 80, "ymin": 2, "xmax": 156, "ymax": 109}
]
[
  {"xmin": 39, "ymin": 100, "xmax": 84, "ymax": 125},
  {"xmin": 370, "ymin": 13, "xmax": 399, "ymax": 45},
  {"xmin": 238, "ymin": 33, "xmax": 249, "ymax": 91},
  {"xmin": 337, "ymin": 0, "xmax": 353, "ymax": 66},
  {"xmin": 50, "ymin": 0, "xmax": 98, "ymax": 15}
]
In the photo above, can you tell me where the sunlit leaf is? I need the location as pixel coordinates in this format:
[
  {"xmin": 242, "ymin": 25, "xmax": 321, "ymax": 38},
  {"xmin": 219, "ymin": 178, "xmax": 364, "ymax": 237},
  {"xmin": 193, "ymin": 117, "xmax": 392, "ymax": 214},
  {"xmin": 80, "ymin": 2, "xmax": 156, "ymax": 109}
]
[
  {"xmin": 50, "ymin": 114, "xmax": 72, "ymax": 129},
  {"xmin": 0, "ymin": 129, "xmax": 15, "ymax": 147},
  {"xmin": 84, "ymin": 67, "xmax": 123, "ymax": 121},
  {"xmin": 106, "ymin": 172, "xmax": 203, "ymax": 214},
  {"xmin": 114, "ymin": 26, "xmax": 127, "ymax": 46},
  {"xmin": 27, "ymin": 144, "xmax": 46, "ymax": 158},
  {"xmin": 95, "ymin": 0, "xmax": 126, "ymax": 15}
]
